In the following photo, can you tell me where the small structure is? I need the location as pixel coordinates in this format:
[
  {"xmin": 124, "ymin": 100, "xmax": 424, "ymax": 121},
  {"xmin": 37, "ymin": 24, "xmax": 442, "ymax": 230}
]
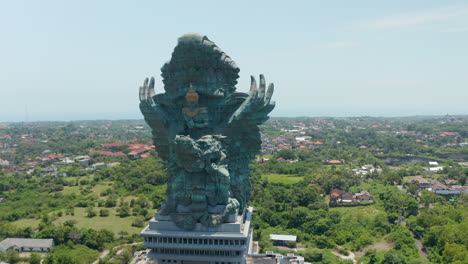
[
  {"xmin": 41, "ymin": 167, "xmax": 58, "ymax": 177},
  {"xmin": 107, "ymin": 162, "xmax": 120, "ymax": 168},
  {"xmin": 269, "ymin": 234, "xmax": 297, "ymax": 247},
  {"xmin": 0, "ymin": 238, "xmax": 54, "ymax": 253},
  {"xmin": 355, "ymin": 191, "xmax": 373, "ymax": 203},
  {"xmin": 91, "ymin": 163, "xmax": 106, "ymax": 170},
  {"xmin": 324, "ymin": 159, "xmax": 344, "ymax": 165},
  {"xmin": 247, "ymin": 252, "xmax": 304, "ymax": 264},
  {"xmin": 341, "ymin": 192, "xmax": 354, "ymax": 203},
  {"xmin": 426, "ymin": 166, "xmax": 443, "ymax": 172},
  {"xmin": 0, "ymin": 159, "xmax": 9, "ymax": 166},
  {"xmin": 330, "ymin": 189, "xmax": 373, "ymax": 206},
  {"xmin": 75, "ymin": 155, "xmax": 90, "ymax": 165}
]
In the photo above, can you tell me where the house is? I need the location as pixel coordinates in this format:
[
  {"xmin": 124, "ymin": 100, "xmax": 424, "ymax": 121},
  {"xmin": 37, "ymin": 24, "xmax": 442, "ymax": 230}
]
[
  {"xmin": 107, "ymin": 162, "xmax": 120, "ymax": 168},
  {"xmin": 352, "ymin": 164, "xmax": 382, "ymax": 176},
  {"xmin": 428, "ymin": 161, "xmax": 439, "ymax": 167},
  {"xmin": 355, "ymin": 191, "xmax": 373, "ymax": 203},
  {"xmin": 0, "ymin": 238, "xmax": 54, "ymax": 253},
  {"xmin": 426, "ymin": 166, "xmax": 443, "ymax": 172},
  {"xmin": 295, "ymin": 136, "xmax": 311, "ymax": 142},
  {"xmin": 102, "ymin": 142, "xmax": 125, "ymax": 149},
  {"xmin": 431, "ymin": 180, "xmax": 449, "ymax": 192},
  {"xmin": 341, "ymin": 192, "xmax": 354, "ymax": 203},
  {"xmin": 0, "ymin": 159, "xmax": 9, "ymax": 166},
  {"xmin": 410, "ymin": 176, "xmax": 433, "ymax": 189},
  {"xmin": 41, "ymin": 167, "xmax": 58, "ymax": 177},
  {"xmin": 75, "ymin": 155, "xmax": 90, "ymax": 165},
  {"xmin": 444, "ymin": 179, "xmax": 458, "ymax": 186},
  {"xmin": 27, "ymin": 161, "xmax": 40, "ymax": 167},
  {"xmin": 330, "ymin": 189, "xmax": 373, "ymax": 206},
  {"xmin": 62, "ymin": 157, "xmax": 74, "ymax": 164},
  {"xmin": 45, "ymin": 154, "xmax": 64, "ymax": 162},
  {"xmin": 330, "ymin": 189, "xmax": 354, "ymax": 204},
  {"xmin": 269, "ymin": 234, "xmax": 297, "ymax": 247},
  {"xmin": 92, "ymin": 163, "xmax": 106, "ymax": 170},
  {"xmin": 128, "ymin": 146, "xmax": 153, "ymax": 159},
  {"xmin": 0, "ymin": 198, "xmax": 8, "ymax": 203}
]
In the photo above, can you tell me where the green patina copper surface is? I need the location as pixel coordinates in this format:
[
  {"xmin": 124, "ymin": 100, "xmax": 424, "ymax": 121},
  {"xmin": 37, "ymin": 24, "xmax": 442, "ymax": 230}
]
[{"xmin": 139, "ymin": 33, "xmax": 275, "ymax": 230}]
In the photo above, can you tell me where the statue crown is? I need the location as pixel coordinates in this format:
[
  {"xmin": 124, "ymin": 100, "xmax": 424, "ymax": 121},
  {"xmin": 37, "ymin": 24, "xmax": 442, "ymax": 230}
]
[{"xmin": 185, "ymin": 84, "xmax": 199, "ymax": 103}]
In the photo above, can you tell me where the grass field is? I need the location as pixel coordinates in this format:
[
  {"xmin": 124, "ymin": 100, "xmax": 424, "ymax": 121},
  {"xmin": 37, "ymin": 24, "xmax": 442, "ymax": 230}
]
[
  {"xmin": 62, "ymin": 186, "xmax": 82, "ymax": 195},
  {"xmin": 54, "ymin": 207, "xmax": 143, "ymax": 234},
  {"xmin": 91, "ymin": 182, "xmax": 113, "ymax": 196},
  {"xmin": 13, "ymin": 217, "xmax": 40, "ymax": 229},
  {"xmin": 14, "ymin": 205, "xmax": 145, "ymax": 235},
  {"xmin": 329, "ymin": 203, "xmax": 383, "ymax": 219},
  {"xmin": 52, "ymin": 244, "xmax": 99, "ymax": 264},
  {"xmin": 262, "ymin": 174, "xmax": 304, "ymax": 184}
]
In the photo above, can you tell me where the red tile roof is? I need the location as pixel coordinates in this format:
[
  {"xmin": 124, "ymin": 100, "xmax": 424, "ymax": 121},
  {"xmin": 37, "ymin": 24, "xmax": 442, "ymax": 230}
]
[{"xmin": 102, "ymin": 142, "xmax": 125, "ymax": 147}]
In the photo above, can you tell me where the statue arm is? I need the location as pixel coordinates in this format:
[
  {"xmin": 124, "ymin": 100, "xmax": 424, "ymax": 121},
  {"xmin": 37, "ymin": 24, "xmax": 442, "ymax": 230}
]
[
  {"xmin": 139, "ymin": 77, "xmax": 170, "ymax": 160},
  {"xmin": 227, "ymin": 74, "xmax": 275, "ymax": 127}
]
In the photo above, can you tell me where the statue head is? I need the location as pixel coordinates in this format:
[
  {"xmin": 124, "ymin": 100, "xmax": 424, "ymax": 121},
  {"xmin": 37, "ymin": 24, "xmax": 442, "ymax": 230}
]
[{"xmin": 160, "ymin": 33, "xmax": 240, "ymax": 99}]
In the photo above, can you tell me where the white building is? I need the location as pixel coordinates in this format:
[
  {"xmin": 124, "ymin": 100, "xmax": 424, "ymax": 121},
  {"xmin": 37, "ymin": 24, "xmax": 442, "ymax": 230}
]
[{"xmin": 0, "ymin": 238, "xmax": 54, "ymax": 253}]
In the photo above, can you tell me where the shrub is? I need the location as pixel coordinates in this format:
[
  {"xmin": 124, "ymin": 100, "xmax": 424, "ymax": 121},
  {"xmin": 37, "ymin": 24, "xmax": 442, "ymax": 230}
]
[{"xmin": 99, "ymin": 209, "xmax": 110, "ymax": 217}]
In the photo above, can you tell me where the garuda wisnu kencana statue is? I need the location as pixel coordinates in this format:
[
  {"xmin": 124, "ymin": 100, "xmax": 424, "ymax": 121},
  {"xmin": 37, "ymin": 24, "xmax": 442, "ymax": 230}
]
[{"xmin": 139, "ymin": 33, "xmax": 275, "ymax": 230}]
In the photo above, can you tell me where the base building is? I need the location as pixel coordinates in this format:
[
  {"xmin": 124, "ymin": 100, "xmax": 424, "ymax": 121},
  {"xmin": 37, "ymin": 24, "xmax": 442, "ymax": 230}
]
[{"xmin": 141, "ymin": 207, "xmax": 254, "ymax": 264}]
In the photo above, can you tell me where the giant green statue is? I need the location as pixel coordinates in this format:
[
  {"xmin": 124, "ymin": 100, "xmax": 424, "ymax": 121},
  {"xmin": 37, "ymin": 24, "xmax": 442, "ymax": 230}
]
[{"xmin": 139, "ymin": 33, "xmax": 275, "ymax": 230}]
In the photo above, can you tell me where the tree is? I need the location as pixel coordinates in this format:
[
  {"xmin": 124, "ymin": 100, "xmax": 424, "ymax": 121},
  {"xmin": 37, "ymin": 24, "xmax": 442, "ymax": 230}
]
[
  {"xmin": 407, "ymin": 182, "xmax": 419, "ymax": 196},
  {"xmin": 68, "ymin": 231, "xmax": 83, "ymax": 243},
  {"xmin": 99, "ymin": 209, "xmax": 110, "ymax": 217},
  {"xmin": 132, "ymin": 216, "xmax": 145, "ymax": 227},
  {"xmin": 29, "ymin": 253, "xmax": 42, "ymax": 264},
  {"xmin": 6, "ymin": 250, "xmax": 20, "ymax": 263},
  {"xmin": 105, "ymin": 197, "xmax": 117, "ymax": 207},
  {"xmin": 277, "ymin": 149, "xmax": 296, "ymax": 160},
  {"xmin": 442, "ymin": 243, "xmax": 468, "ymax": 263},
  {"xmin": 304, "ymin": 248, "xmax": 323, "ymax": 262},
  {"xmin": 381, "ymin": 250, "xmax": 407, "ymax": 264},
  {"xmin": 117, "ymin": 203, "xmax": 130, "ymax": 217},
  {"xmin": 86, "ymin": 207, "xmax": 97, "ymax": 218},
  {"xmin": 365, "ymin": 249, "xmax": 379, "ymax": 264}
]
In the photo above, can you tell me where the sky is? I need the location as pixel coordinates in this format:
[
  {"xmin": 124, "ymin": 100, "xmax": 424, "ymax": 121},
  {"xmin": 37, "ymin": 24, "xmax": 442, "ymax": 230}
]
[{"xmin": 1, "ymin": 0, "xmax": 468, "ymax": 122}]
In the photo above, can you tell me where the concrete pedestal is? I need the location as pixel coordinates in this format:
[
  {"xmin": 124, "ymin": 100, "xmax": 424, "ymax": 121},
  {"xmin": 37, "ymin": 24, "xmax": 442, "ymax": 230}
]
[{"xmin": 141, "ymin": 207, "xmax": 254, "ymax": 264}]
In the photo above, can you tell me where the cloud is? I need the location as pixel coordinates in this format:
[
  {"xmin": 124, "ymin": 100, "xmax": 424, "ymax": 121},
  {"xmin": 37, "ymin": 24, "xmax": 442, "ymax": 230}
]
[
  {"xmin": 363, "ymin": 5, "xmax": 468, "ymax": 29},
  {"xmin": 325, "ymin": 40, "xmax": 359, "ymax": 48}
]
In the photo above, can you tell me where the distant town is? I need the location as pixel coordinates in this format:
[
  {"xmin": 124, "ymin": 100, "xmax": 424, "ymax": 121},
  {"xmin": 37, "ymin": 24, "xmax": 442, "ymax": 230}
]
[{"xmin": 0, "ymin": 115, "xmax": 467, "ymax": 263}]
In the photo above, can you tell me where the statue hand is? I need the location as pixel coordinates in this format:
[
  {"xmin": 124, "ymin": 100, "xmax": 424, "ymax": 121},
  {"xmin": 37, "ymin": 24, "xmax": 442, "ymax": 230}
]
[
  {"xmin": 139, "ymin": 77, "xmax": 170, "ymax": 159},
  {"xmin": 139, "ymin": 77, "xmax": 157, "ymax": 117},
  {"xmin": 228, "ymin": 74, "xmax": 275, "ymax": 125}
]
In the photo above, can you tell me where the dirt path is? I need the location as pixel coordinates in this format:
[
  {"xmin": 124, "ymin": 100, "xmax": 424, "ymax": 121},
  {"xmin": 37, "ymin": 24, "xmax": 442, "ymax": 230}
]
[
  {"xmin": 92, "ymin": 250, "xmax": 109, "ymax": 264},
  {"xmin": 92, "ymin": 242, "xmax": 140, "ymax": 264},
  {"xmin": 355, "ymin": 240, "xmax": 394, "ymax": 258},
  {"xmin": 332, "ymin": 250, "xmax": 357, "ymax": 264},
  {"xmin": 415, "ymin": 238, "xmax": 428, "ymax": 259}
]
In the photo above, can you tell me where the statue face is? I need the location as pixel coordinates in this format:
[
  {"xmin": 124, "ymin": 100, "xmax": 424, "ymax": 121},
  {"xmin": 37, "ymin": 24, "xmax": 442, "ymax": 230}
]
[{"xmin": 174, "ymin": 135, "xmax": 224, "ymax": 172}]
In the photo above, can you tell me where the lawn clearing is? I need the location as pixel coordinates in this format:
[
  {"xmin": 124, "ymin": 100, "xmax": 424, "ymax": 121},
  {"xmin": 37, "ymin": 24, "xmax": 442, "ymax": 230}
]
[
  {"xmin": 262, "ymin": 174, "xmax": 303, "ymax": 184},
  {"xmin": 330, "ymin": 203, "xmax": 382, "ymax": 217},
  {"xmin": 92, "ymin": 182, "xmax": 113, "ymax": 196},
  {"xmin": 13, "ymin": 217, "xmax": 40, "ymax": 229},
  {"xmin": 54, "ymin": 207, "xmax": 143, "ymax": 235},
  {"xmin": 51, "ymin": 244, "xmax": 99, "ymax": 264},
  {"xmin": 62, "ymin": 186, "xmax": 82, "ymax": 195}
]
